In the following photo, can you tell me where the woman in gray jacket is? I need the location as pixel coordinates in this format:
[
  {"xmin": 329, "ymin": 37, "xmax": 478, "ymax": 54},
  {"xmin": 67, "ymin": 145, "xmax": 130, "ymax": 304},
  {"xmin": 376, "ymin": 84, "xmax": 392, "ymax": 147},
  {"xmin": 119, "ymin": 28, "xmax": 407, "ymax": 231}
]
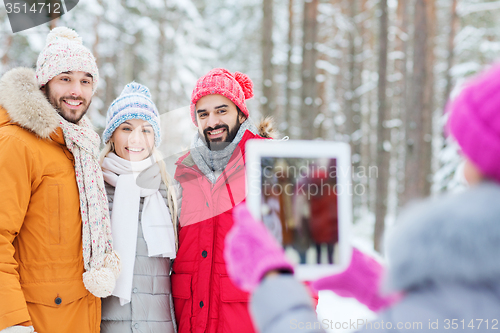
[
  {"xmin": 99, "ymin": 82, "xmax": 178, "ymax": 333},
  {"xmin": 226, "ymin": 182, "xmax": 500, "ymax": 333}
]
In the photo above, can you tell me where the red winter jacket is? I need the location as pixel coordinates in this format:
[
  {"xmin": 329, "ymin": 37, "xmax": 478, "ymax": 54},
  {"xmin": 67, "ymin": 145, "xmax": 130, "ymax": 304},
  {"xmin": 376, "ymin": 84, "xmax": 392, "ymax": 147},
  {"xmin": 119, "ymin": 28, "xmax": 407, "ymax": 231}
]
[{"xmin": 172, "ymin": 128, "xmax": 267, "ymax": 333}]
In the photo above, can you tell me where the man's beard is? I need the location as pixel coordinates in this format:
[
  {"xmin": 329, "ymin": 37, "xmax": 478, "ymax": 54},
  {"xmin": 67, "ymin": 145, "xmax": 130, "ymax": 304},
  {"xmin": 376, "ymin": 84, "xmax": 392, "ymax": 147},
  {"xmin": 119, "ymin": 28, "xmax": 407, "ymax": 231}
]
[
  {"xmin": 44, "ymin": 84, "xmax": 90, "ymax": 124},
  {"xmin": 203, "ymin": 118, "xmax": 242, "ymax": 151}
]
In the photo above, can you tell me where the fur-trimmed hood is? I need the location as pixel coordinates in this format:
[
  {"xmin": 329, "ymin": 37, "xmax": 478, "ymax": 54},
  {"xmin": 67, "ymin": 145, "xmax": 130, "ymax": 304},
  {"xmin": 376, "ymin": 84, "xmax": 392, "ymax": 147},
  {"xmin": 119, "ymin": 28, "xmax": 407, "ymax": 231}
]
[
  {"xmin": 385, "ymin": 182, "xmax": 500, "ymax": 292},
  {"xmin": 0, "ymin": 67, "xmax": 60, "ymax": 138}
]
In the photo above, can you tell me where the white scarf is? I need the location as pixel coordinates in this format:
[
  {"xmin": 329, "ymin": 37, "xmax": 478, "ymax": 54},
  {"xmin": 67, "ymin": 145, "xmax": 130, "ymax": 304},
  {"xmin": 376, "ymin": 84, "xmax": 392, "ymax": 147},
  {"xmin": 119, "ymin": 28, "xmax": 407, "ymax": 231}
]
[
  {"xmin": 101, "ymin": 152, "xmax": 176, "ymax": 305},
  {"xmin": 59, "ymin": 115, "xmax": 120, "ymax": 298}
]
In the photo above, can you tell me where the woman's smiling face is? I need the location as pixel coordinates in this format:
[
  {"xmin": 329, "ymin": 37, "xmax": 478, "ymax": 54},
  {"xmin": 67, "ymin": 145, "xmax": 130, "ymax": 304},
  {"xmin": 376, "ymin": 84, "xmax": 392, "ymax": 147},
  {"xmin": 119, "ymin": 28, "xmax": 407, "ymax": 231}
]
[{"xmin": 111, "ymin": 118, "xmax": 155, "ymax": 161}]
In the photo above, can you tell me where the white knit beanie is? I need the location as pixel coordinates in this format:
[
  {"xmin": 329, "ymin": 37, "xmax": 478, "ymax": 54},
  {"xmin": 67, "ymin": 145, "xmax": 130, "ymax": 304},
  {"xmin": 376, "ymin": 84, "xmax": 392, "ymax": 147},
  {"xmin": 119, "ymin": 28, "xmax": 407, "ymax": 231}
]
[{"xmin": 36, "ymin": 27, "xmax": 99, "ymax": 94}]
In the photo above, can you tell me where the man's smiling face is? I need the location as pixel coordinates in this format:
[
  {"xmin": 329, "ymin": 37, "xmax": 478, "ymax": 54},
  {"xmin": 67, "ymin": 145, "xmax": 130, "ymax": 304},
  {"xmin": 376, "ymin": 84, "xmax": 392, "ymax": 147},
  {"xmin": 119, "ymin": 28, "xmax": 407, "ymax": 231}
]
[
  {"xmin": 195, "ymin": 94, "xmax": 246, "ymax": 150},
  {"xmin": 42, "ymin": 71, "xmax": 93, "ymax": 124}
]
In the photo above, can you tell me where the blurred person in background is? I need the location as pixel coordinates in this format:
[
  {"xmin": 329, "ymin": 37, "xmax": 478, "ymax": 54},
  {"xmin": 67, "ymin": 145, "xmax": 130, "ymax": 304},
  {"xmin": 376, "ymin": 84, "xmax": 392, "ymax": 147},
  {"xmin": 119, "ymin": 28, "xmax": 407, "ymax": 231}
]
[
  {"xmin": 294, "ymin": 161, "xmax": 338, "ymax": 264},
  {"xmin": 224, "ymin": 62, "xmax": 500, "ymax": 332},
  {"xmin": 99, "ymin": 82, "xmax": 179, "ymax": 332},
  {"xmin": 0, "ymin": 27, "xmax": 120, "ymax": 333}
]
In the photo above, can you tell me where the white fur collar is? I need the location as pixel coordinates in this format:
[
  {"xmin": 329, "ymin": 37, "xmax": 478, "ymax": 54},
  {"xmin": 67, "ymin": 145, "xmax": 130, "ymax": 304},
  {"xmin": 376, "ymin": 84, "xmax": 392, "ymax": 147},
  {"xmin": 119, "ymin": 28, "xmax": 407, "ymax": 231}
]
[
  {"xmin": 0, "ymin": 67, "xmax": 59, "ymax": 138},
  {"xmin": 385, "ymin": 182, "xmax": 500, "ymax": 292}
]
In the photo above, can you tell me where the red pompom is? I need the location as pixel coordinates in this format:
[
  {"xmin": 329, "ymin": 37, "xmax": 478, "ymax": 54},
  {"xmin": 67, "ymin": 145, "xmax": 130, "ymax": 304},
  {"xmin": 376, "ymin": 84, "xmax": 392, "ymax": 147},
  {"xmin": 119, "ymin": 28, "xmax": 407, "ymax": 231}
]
[{"xmin": 234, "ymin": 72, "xmax": 254, "ymax": 99}]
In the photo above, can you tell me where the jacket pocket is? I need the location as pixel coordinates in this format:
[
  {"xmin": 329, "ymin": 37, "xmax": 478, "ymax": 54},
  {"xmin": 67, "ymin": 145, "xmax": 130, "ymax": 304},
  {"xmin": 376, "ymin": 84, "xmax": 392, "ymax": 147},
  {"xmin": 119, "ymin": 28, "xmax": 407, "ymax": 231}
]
[
  {"xmin": 23, "ymin": 281, "xmax": 98, "ymax": 333},
  {"xmin": 219, "ymin": 276, "xmax": 255, "ymax": 333},
  {"xmin": 22, "ymin": 280, "xmax": 89, "ymax": 307},
  {"xmin": 47, "ymin": 184, "xmax": 63, "ymax": 245},
  {"xmin": 171, "ymin": 273, "xmax": 192, "ymax": 332}
]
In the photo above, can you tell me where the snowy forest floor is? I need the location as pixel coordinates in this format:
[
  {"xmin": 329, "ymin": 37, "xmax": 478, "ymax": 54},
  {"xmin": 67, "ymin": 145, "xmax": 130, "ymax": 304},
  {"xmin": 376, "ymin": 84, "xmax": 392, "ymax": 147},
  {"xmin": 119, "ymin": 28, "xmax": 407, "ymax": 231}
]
[
  {"xmin": 310, "ymin": 211, "xmax": 379, "ymax": 332},
  {"xmin": 317, "ymin": 291, "xmax": 377, "ymax": 332}
]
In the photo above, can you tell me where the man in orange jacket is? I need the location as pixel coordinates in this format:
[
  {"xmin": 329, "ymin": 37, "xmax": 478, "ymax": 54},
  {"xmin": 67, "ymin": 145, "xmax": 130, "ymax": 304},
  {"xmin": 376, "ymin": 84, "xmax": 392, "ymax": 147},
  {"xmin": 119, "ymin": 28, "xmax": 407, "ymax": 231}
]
[{"xmin": 0, "ymin": 27, "xmax": 119, "ymax": 333}]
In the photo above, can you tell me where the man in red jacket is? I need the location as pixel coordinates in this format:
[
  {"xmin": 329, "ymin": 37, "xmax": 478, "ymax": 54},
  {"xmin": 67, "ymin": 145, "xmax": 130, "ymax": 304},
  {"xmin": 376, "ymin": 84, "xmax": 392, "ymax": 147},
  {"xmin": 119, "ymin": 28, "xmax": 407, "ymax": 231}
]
[{"xmin": 171, "ymin": 68, "xmax": 273, "ymax": 333}]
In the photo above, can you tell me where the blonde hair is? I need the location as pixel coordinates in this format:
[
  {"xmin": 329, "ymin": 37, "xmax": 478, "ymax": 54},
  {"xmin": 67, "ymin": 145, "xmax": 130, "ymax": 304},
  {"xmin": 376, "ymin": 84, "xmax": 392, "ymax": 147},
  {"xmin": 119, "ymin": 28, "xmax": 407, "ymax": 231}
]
[{"xmin": 100, "ymin": 142, "xmax": 179, "ymax": 251}]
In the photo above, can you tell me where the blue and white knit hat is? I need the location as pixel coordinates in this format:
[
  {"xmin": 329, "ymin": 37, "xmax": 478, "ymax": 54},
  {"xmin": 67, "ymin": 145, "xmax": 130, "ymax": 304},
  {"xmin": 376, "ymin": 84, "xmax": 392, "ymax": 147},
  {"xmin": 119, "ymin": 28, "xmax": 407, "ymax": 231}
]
[{"xmin": 103, "ymin": 82, "xmax": 161, "ymax": 146}]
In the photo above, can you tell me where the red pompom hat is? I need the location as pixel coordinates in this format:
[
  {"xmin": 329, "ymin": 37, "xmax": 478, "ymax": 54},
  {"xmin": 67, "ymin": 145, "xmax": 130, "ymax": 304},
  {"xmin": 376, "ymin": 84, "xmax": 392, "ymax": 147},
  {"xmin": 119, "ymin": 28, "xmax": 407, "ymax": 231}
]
[{"xmin": 190, "ymin": 68, "xmax": 254, "ymax": 126}]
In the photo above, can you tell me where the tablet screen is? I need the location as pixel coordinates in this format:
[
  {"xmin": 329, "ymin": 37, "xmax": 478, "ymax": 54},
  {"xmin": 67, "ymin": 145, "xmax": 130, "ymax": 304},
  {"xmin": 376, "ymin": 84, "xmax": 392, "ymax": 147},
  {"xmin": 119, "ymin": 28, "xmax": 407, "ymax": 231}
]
[{"xmin": 259, "ymin": 156, "xmax": 340, "ymax": 265}]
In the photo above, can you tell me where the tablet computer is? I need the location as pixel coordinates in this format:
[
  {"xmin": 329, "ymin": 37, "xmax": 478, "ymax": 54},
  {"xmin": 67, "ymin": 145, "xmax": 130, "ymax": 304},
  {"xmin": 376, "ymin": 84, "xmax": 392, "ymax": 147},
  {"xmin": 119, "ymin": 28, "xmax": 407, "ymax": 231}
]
[{"xmin": 246, "ymin": 139, "xmax": 352, "ymax": 281}]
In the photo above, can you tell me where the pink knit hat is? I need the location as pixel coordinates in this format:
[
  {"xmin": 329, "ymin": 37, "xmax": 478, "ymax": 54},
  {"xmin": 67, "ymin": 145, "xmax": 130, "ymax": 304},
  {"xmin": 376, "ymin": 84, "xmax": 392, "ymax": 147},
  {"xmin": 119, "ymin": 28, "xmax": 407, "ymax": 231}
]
[
  {"xmin": 190, "ymin": 68, "xmax": 254, "ymax": 126},
  {"xmin": 447, "ymin": 63, "xmax": 500, "ymax": 183}
]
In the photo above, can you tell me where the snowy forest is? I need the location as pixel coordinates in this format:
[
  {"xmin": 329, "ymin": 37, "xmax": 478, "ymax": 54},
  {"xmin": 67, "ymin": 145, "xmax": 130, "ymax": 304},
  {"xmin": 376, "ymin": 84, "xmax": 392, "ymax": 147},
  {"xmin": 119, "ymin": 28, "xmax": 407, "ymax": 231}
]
[{"xmin": 1, "ymin": 0, "xmax": 498, "ymax": 253}]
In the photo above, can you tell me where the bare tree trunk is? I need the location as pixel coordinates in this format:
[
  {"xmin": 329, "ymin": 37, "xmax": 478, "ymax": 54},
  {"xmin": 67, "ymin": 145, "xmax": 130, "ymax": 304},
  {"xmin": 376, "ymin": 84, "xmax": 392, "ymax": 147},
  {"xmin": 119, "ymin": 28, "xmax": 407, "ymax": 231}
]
[
  {"xmin": 345, "ymin": 33, "xmax": 355, "ymax": 142},
  {"xmin": 94, "ymin": 0, "xmax": 105, "ymax": 72},
  {"xmin": 444, "ymin": 0, "xmax": 458, "ymax": 104},
  {"xmin": 345, "ymin": 0, "xmax": 363, "ymax": 221},
  {"xmin": 1, "ymin": 36, "xmax": 13, "ymax": 67},
  {"xmin": 334, "ymin": 0, "xmax": 346, "ymax": 136},
  {"xmin": 394, "ymin": 0, "xmax": 409, "ymax": 210},
  {"xmin": 374, "ymin": 0, "xmax": 389, "ymax": 253},
  {"xmin": 132, "ymin": 31, "xmax": 143, "ymax": 81},
  {"xmin": 300, "ymin": 0, "xmax": 319, "ymax": 140},
  {"xmin": 155, "ymin": 10, "xmax": 167, "ymax": 113},
  {"xmin": 316, "ymin": 31, "xmax": 328, "ymax": 139},
  {"xmin": 49, "ymin": 19, "xmax": 58, "ymax": 30},
  {"xmin": 92, "ymin": 16, "xmax": 101, "ymax": 98},
  {"xmin": 262, "ymin": 0, "xmax": 275, "ymax": 117},
  {"xmin": 317, "ymin": 71, "xmax": 326, "ymax": 139},
  {"xmin": 104, "ymin": 54, "xmax": 118, "ymax": 114},
  {"xmin": 285, "ymin": 0, "xmax": 294, "ymax": 137},
  {"xmin": 325, "ymin": 0, "xmax": 340, "ymax": 141},
  {"xmin": 359, "ymin": 0, "xmax": 373, "ymax": 214},
  {"xmin": 346, "ymin": 0, "xmax": 361, "ymax": 156},
  {"xmin": 421, "ymin": 0, "xmax": 435, "ymax": 195},
  {"xmin": 49, "ymin": 0, "xmax": 59, "ymax": 29},
  {"xmin": 403, "ymin": 0, "xmax": 428, "ymax": 205}
]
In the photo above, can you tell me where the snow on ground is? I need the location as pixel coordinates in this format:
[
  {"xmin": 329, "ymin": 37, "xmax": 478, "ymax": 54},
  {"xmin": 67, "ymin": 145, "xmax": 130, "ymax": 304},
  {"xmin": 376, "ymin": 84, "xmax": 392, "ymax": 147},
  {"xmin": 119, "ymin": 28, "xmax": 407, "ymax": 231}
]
[
  {"xmin": 316, "ymin": 291, "xmax": 377, "ymax": 332},
  {"xmin": 314, "ymin": 210, "xmax": 381, "ymax": 332}
]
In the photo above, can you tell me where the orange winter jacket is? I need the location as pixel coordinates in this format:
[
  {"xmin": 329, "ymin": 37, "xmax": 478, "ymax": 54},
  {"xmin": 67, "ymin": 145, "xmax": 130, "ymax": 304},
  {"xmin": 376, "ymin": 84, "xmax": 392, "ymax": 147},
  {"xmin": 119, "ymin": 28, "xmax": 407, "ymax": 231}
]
[{"xmin": 0, "ymin": 68, "xmax": 100, "ymax": 333}]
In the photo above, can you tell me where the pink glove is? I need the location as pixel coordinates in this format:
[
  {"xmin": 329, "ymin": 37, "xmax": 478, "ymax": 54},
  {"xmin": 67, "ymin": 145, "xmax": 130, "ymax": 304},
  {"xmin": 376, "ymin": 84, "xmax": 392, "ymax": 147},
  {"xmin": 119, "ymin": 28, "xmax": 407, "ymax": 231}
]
[
  {"xmin": 224, "ymin": 203, "xmax": 294, "ymax": 292},
  {"xmin": 311, "ymin": 248, "xmax": 402, "ymax": 312}
]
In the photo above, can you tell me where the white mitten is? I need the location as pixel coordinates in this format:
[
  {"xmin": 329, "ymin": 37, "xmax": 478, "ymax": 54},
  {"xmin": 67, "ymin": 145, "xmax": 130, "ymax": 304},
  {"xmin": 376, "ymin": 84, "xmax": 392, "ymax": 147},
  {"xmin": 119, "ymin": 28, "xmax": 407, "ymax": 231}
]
[{"xmin": 0, "ymin": 326, "xmax": 36, "ymax": 333}]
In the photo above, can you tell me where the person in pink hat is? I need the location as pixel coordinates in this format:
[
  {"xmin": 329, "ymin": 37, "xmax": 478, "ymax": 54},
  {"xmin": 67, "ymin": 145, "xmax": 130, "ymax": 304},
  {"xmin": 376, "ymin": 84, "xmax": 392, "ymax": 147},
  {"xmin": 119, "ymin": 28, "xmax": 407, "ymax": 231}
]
[
  {"xmin": 170, "ymin": 68, "xmax": 275, "ymax": 333},
  {"xmin": 224, "ymin": 62, "xmax": 500, "ymax": 332}
]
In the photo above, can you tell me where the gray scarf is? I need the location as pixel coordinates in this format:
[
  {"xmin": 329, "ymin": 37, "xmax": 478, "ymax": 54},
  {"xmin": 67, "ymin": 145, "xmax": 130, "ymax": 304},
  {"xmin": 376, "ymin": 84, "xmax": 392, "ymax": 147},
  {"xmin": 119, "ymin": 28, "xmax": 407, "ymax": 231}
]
[{"xmin": 190, "ymin": 119, "xmax": 258, "ymax": 183}]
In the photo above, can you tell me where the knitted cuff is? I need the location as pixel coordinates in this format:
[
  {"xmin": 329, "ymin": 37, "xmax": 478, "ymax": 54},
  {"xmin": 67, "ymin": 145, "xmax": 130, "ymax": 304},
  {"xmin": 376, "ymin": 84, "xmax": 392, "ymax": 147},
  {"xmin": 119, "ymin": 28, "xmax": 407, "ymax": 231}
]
[
  {"xmin": 0, "ymin": 326, "xmax": 35, "ymax": 333},
  {"xmin": 250, "ymin": 253, "xmax": 294, "ymax": 291}
]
